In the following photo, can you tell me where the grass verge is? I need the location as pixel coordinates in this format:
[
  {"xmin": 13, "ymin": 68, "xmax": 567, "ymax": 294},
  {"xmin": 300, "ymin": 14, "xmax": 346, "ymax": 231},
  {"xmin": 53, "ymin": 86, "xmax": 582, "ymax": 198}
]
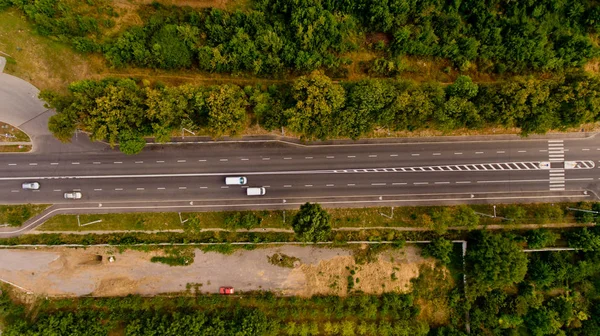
[
  {"xmin": 0, "ymin": 204, "xmax": 49, "ymax": 227},
  {"xmin": 0, "ymin": 144, "xmax": 31, "ymax": 152},
  {"xmin": 0, "ymin": 122, "xmax": 30, "ymax": 142},
  {"xmin": 36, "ymin": 202, "xmax": 589, "ymax": 232}
]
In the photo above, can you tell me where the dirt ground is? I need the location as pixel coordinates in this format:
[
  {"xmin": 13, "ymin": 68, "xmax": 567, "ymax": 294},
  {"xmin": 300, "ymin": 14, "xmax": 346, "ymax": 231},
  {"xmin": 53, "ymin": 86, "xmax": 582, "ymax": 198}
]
[{"xmin": 0, "ymin": 245, "xmax": 434, "ymax": 297}]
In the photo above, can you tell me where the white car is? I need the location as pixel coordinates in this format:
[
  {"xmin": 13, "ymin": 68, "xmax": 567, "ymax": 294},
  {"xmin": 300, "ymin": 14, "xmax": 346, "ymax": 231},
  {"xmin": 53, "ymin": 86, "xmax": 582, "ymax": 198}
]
[
  {"xmin": 22, "ymin": 182, "xmax": 40, "ymax": 190},
  {"xmin": 225, "ymin": 176, "xmax": 248, "ymax": 185},
  {"xmin": 64, "ymin": 192, "xmax": 82, "ymax": 199}
]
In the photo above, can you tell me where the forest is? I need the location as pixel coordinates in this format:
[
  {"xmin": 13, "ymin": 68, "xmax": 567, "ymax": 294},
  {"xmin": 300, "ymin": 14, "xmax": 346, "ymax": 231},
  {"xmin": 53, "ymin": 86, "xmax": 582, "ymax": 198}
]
[
  {"xmin": 42, "ymin": 72, "xmax": 600, "ymax": 153},
  {"xmin": 1, "ymin": 0, "xmax": 598, "ymax": 75},
  {"xmin": 2, "ymin": 227, "xmax": 600, "ymax": 335}
]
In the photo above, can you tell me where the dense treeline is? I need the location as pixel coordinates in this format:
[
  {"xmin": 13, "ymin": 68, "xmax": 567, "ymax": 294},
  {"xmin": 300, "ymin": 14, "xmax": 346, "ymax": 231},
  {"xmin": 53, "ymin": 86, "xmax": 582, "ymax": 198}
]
[
  {"xmin": 102, "ymin": 0, "xmax": 600, "ymax": 74},
  {"xmin": 0, "ymin": 291, "xmax": 427, "ymax": 335},
  {"xmin": 460, "ymin": 228, "xmax": 600, "ymax": 335},
  {"xmin": 1, "ymin": 0, "xmax": 598, "ymax": 75},
  {"xmin": 42, "ymin": 72, "xmax": 600, "ymax": 154}
]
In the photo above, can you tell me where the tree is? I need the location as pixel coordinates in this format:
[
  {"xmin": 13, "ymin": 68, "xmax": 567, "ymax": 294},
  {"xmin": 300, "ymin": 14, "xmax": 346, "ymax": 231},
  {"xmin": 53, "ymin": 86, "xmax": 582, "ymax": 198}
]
[
  {"xmin": 466, "ymin": 232, "xmax": 528, "ymax": 295},
  {"xmin": 526, "ymin": 229, "xmax": 559, "ymax": 249},
  {"xmin": 430, "ymin": 208, "xmax": 453, "ymax": 234},
  {"xmin": 340, "ymin": 79, "xmax": 395, "ymax": 139},
  {"xmin": 118, "ymin": 129, "xmax": 146, "ymax": 155},
  {"xmin": 284, "ymin": 71, "xmax": 345, "ymax": 140},
  {"xmin": 454, "ymin": 205, "xmax": 479, "ymax": 230},
  {"xmin": 292, "ymin": 202, "xmax": 331, "ymax": 242},
  {"xmin": 206, "ymin": 85, "xmax": 248, "ymax": 138},
  {"xmin": 568, "ymin": 228, "xmax": 600, "ymax": 251},
  {"xmin": 422, "ymin": 237, "xmax": 453, "ymax": 265}
]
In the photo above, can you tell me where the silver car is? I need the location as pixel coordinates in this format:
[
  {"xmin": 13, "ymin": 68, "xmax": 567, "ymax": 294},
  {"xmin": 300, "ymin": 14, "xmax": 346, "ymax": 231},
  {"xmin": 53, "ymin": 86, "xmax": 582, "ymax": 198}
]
[
  {"xmin": 22, "ymin": 182, "xmax": 40, "ymax": 190},
  {"xmin": 64, "ymin": 192, "xmax": 82, "ymax": 199}
]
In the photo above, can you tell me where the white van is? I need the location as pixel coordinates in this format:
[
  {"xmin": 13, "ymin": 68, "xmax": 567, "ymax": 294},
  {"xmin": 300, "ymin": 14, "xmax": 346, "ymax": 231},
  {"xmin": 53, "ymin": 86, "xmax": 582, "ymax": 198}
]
[
  {"xmin": 246, "ymin": 187, "xmax": 266, "ymax": 196},
  {"xmin": 225, "ymin": 176, "xmax": 247, "ymax": 185}
]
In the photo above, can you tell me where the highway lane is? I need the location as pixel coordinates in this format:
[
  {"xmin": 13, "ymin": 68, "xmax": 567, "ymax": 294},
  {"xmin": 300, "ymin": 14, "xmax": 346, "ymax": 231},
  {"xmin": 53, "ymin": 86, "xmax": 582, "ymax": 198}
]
[
  {"xmin": 0, "ymin": 138, "xmax": 587, "ymax": 176},
  {"xmin": 0, "ymin": 136, "xmax": 599, "ymax": 204}
]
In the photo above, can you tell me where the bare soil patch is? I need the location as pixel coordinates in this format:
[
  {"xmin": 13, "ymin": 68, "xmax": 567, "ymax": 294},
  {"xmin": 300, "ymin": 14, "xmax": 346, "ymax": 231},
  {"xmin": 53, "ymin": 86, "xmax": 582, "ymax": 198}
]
[{"xmin": 0, "ymin": 245, "xmax": 436, "ymax": 297}]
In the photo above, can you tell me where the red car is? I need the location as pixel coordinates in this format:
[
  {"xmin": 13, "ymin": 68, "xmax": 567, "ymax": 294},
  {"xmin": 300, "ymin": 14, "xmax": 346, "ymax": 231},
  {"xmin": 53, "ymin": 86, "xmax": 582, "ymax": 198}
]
[{"xmin": 219, "ymin": 286, "xmax": 234, "ymax": 295}]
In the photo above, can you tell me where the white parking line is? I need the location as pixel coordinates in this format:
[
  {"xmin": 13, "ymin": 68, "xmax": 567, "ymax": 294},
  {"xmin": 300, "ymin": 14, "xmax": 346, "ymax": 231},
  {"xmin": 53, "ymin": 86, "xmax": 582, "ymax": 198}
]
[{"xmin": 539, "ymin": 149, "xmax": 548, "ymax": 152}]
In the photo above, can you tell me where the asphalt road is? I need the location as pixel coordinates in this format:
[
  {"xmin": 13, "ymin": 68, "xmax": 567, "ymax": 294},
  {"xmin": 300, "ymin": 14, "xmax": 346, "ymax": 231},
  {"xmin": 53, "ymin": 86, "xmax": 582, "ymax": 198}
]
[{"xmin": 1, "ymin": 136, "xmax": 599, "ymax": 206}]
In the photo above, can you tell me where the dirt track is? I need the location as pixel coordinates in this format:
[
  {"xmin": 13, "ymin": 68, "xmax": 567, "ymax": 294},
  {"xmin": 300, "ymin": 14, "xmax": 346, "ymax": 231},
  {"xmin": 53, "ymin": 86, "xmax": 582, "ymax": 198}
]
[{"xmin": 0, "ymin": 246, "xmax": 433, "ymax": 297}]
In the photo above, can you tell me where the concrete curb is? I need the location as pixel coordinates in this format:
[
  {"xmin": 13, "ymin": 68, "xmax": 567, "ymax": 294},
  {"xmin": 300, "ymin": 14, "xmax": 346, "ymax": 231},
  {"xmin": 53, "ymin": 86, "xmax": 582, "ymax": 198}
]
[{"xmin": 0, "ymin": 56, "xmax": 5, "ymax": 73}]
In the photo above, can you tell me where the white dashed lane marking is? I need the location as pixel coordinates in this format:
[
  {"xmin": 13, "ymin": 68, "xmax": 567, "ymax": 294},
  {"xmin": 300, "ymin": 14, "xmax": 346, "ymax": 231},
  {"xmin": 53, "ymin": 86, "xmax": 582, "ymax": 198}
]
[{"xmin": 177, "ymin": 160, "xmax": 186, "ymax": 163}]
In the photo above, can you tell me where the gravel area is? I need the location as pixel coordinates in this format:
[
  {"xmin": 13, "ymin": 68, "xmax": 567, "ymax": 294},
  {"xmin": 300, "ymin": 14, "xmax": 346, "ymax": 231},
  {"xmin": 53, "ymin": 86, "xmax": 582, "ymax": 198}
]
[{"xmin": 0, "ymin": 245, "xmax": 431, "ymax": 297}]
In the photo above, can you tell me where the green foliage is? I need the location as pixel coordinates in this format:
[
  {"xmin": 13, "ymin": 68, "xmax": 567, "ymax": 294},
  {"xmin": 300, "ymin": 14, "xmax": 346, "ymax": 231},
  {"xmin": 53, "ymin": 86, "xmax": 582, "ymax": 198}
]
[
  {"xmin": 150, "ymin": 247, "xmax": 195, "ymax": 266},
  {"xmin": 466, "ymin": 232, "xmax": 528, "ymax": 296},
  {"xmin": 568, "ymin": 227, "xmax": 600, "ymax": 251},
  {"xmin": 422, "ymin": 237, "xmax": 454, "ymax": 265},
  {"xmin": 206, "ymin": 85, "xmax": 248, "ymax": 138},
  {"xmin": 118, "ymin": 130, "xmax": 146, "ymax": 155},
  {"xmin": 284, "ymin": 71, "xmax": 345, "ymax": 140},
  {"xmin": 526, "ymin": 229, "xmax": 559, "ymax": 249},
  {"xmin": 224, "ymin": 212, "xmax": 263, "ymax": 230},
  {"xmin": 267, "ymin": 253, "xmax": 300, "ymax": 268},
  {"xmin": 453, "ymin": 205, "xmax": 480, "ymax": 230},
  {"xmin": 292, "ymin": 202, "xmax": 332, "ymax": 242},
  {"xmin": 48, "ymin": 74, "xmax": 600, "ymax": 148}
]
